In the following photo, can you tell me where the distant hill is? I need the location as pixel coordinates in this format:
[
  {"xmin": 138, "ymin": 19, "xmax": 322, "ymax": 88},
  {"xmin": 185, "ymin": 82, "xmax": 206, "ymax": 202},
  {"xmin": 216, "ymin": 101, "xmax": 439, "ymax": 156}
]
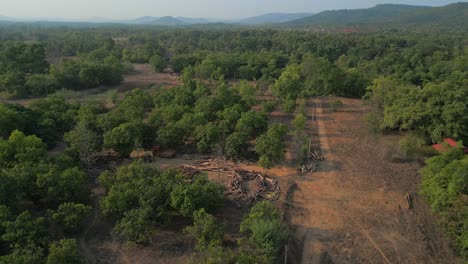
[
  {"xmin": 129, "ymin": 16, "xmax": 159, "ymax": 24},
  {"xmin": 239, "ymin": 13, "xmax": 314, "ymax": 24},
  {"xmin": 285, "ymin": 3, "xmax": 468, "ymax": 29},
  {"xmin": 176, "ymin": 17, "xmax": 213, "ymax": 24},
  {"xmin": 149, "ymin": 16, "xmax": 186, "ymax": 25},
  {"xmin": 0, "ymin": 14, "xmax": 16, "ymax": 21}
]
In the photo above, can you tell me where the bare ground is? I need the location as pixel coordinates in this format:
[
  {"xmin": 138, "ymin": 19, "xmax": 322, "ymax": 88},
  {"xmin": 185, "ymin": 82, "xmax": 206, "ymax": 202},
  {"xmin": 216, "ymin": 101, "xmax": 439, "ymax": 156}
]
[{"xmin": 283, "ymin": 97, "xmax": 459, "ymax": 264}]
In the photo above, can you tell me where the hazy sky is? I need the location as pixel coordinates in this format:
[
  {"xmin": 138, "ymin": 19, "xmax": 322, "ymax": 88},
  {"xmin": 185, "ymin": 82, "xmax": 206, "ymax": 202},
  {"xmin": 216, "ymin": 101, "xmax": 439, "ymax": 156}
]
[{"xmin": 0, "ymin": 0, "xmax": 464, "ymax": 19}]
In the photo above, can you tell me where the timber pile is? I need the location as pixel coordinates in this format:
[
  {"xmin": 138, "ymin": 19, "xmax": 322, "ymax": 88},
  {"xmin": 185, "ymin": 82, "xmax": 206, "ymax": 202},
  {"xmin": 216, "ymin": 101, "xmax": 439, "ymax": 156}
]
[
  {"xmin": 299, "ymin": 149, "xmax": 323, "ymax": 174},
  {"xmin": 227, "ymin": 169, "xmax": 280, "ymax": 202},
  {"xmin": 179, "ymin": 165, "xmax": 202, "ymax": 177},
  {"xmin": 309, "ymin": 150, "xmax": 324, "ymax": 161},
  {"xmin": 180, "ymin": 160, "xmax": 280, "ymax": 202}
]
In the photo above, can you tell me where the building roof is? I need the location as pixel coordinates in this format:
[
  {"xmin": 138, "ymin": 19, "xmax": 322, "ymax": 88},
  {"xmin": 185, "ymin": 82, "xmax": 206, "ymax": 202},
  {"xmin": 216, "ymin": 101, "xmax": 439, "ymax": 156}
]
[
  {"xmin": 432, "ymin": 138, "xmax": 468, "ymax": 153},
  {"xmin": 443, "ymin": 138, "xmax": 458, "ymax": 147}
]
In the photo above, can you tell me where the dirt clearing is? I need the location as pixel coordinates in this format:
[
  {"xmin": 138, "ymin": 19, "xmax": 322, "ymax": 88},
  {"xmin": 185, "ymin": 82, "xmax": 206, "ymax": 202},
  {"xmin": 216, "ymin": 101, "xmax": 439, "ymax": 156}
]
[{"xmin": 284, "ymin": 97, "xmax": 458, "ymax": 264}]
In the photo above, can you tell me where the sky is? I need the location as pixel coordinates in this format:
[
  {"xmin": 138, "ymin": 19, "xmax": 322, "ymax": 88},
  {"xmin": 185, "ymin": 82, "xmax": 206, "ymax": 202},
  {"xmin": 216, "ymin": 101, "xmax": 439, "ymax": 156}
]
[{"xmin": 0, "ymin": 0, "xmax": 464, "ymax": 20}]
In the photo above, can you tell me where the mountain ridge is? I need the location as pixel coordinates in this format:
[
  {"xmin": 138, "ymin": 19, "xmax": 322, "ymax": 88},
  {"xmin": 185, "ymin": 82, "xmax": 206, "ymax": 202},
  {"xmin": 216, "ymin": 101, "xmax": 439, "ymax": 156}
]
[{"xmin": 286, "ymin": 2, "xmax": 468, "ymax": 28}]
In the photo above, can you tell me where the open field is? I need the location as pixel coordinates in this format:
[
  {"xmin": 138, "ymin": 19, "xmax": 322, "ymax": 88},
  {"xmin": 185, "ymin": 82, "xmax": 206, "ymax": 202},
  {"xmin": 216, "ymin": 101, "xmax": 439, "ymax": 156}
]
[{"xmin": 284, "ymin": 97, "xmax": 458, "ymax": 264}]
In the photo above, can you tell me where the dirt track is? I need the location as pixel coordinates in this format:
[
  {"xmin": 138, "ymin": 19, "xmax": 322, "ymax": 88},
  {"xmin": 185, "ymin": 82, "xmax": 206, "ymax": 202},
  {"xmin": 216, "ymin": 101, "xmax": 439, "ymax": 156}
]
[{"xmin": 283, "ymin": 98, "xmax": 458, "ymax": 264}]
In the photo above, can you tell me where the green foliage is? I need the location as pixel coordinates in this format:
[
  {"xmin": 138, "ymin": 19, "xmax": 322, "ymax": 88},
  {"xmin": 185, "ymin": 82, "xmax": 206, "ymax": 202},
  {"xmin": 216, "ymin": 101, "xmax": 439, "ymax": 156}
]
[
  {"xmin": 99, "ymin": 162, "xmax": 223, "ymax": 243},
  {"xmin": 0, "ymin": 103, "xmax": 35, "ymax": 139},
  {"xmin": 0, "ymin": 172, "xmax": 17, "ymax": 208},
  {"xmin": 239, "ymin": 201, "xmax": 287, "ymax": 263},
  {"xmin": 0, "ymin": 245, "xmax": 45, "ymax": 264},
  {"xmin": 46, "ymin": 239, "xmax": 83, "ymax": 264},
  {"xmin": 196, "ymin": 123, "xmax": 221, "ymax": 154},
  {"xmin": 420, "ymin": 147, "xmax": 468, "ymax": 257},
  {"xmin": 238, "ymin": 81, "xmax": 258, "ymax": 107},
  {"xmin": 292, "ymin": 113, "xmax": 306, "ymax": 132},
  {"xmin": 235, "ymin": 110, "xmax": 268, "ymax": 138},
  {"xmin": 330, "ymin": 100, "xmax": 343, "ymax": 112},
  {"xmin": 51, "ymin": 56, "xmax": 123, "ymax": 91},
  {"xmin": 225, "ymin": 132, "xmax": 250, "ymax": 159},
  {"xmin": 36, "ymin": 167, "xmax": 89, "ymax": 205},
  {"xmin": 103, "ymin": 122, "xmax": 145, "ymax": 157},
  {"xmin": 184, "ymin": 208, "xmax": 224, "ymax": 250},
  {"xmin": 255, "ymin": 124, "xmax": 288, "ymax": 169},
  {"xmin": 49, "ymin": 203, "xmax": 91, "ymax": 233},
  {"xmin": 171, "ymin": 175, "xmax": 224, "ymax": 217},
  {"xmin": 149, "ymin": 54, "xmax": 167, "ymax": 72},
  {"xmin": 0, "ymin": 42, "xmax": 49, "ymax": 98},
  {"xmin": 282, "ymin": 99, "xmax": 296, "ymax": 114},
  {"xmin": 261, "ymin": 101, "xmax": 278, "ymax": 114},
  {"xmin": 365, "ymin": 77, "xmax": 468, "ymax": 143},
  {"xmin": 64, "ymin": 121, "xmax": 102, "ymax": 163},
  {"xmin": 29, "ymin": 95, "xmax": 79, "ymax": 147},
  {"xmin": 398, "ymin": 134, "xmax": 426, "ymax": 160},
  {"xmin": 0, "ymin": 130, "xmax": 47, "ymax": 168},
  {"xmin": 114, "ymin": 208, "xmax": 155, "ymax": 244},
  {"xmin": 1, "ymin": 211, "xmax": 48, "ymax": 250},
  {"xmin": 240, "ymin": 201, "xmax": 282, "ymax": 233},
  {"xmin": 273, "ymin": 64, "xmax": 301, "ymax": 100}
]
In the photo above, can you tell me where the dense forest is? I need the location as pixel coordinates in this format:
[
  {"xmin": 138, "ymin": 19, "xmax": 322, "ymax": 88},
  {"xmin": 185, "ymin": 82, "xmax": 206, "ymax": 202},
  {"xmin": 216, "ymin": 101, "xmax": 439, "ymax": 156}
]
[{"xmin": 0, "ymin": 21, "xmax": 467, "ymax": 262}]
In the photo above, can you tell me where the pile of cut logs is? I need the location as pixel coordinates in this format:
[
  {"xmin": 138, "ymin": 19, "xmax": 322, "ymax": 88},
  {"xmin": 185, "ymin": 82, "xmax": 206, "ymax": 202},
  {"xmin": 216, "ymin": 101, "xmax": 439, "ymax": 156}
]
[
  {"xmin": 179, "ymin": 159, "xmax": 280, "ymax": 202},
  {"xmin": 299, "ymin": 149, "xmax": 324, "ymax": 174},
  {"xmin": 227, "ymin": 169, "xmax": 279, "ymax": 202}
]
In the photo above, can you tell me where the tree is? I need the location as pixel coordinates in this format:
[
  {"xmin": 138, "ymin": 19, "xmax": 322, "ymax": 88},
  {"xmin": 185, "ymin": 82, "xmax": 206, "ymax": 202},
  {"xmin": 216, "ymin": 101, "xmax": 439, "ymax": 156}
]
[
  {"xmin": 420, "ymin": 147, "xmax": 468, "ymax": 257},
  {"xmin": 282, "ymin": 99, "xmax": 296, "ymax": 114},
  {"xmin": 46, "ymin": 239, "xmax": 84, "ymax": 264},
  {"xmin": 1, "ymin": 211, "xmax": 48, "ymax": 250},
  {"xmin": 273, "ymin": 64, "xmax": 302, "ymax": 99},
  {"xmin": 171, "ymin": 175, "xmax": 224, "ymax": 217},
  {"xmin": 103, "ymin": 122, "xmax": 145, "ymax": 157},
  {"xmin": 64, "ymin": 121, "xmax": 102, "ymax": 164},
  {"xmin": 239, "ymin": 201, "xmax": 287, "ymax": 262},
  {"xmin": 0, "ymin": 103, "xmax": 35, "ymax": 139},
  {"xmin": 36, "ymin": 167, "xmax": 89, "ymax": 204},
  {"xmin": 114, "ymin": 208, "xmax": 155, "ymax": 244},
  {"xmin": 196, "ymin": 123, "xmax": 221, "ymax": 154},
  {"xmin": 292, "ymin": 113, "xmax": 306, "ymax": 132},
  {"xmin": 49, "ymin": 203, "xmax": 91, "ymax": 233},
  {"xmin": 184, "ymin": 208, "xmax": 223, "ymax": 250},
  {"xmin": 0, "ymin": 130, "xmax": 47, "ymax": 168},
  {"xmin": 255, "ymin": 124, "xmax": 288, "ymax": 170},
  {"xmin": 235, "ymin": 110, "xmax": 268, "ymax": 138},
  {"xmin": 0, "ymin": 171, "xmax": 17, "ymax": 207},
  {"xmin": 25, "ymin": 74, "xmax": 59, "ymax": 96},
  {"xmin": 225, "ymin": 132, "xmax": 249, "ymax": 159},
  {"xmin": 238, "ymin": 81, "xmax": 257, "ymax": 107},
  {"xmin": 0, "ymin": 245, "xmax": 45, "ymax": 264},
  {"xmin": 149, "ymin": 54, "xmax": 166, "ymax": 72}
]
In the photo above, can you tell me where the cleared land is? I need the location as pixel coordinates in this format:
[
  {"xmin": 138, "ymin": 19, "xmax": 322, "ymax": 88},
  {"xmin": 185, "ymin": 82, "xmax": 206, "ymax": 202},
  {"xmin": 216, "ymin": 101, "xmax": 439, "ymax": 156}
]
[
  {"xmin": 284, "ymin": 97, "xmax": 458, "ymax": 264},
  {"xmin": 31, "ymin": 65, "xmax": 458, "ymax": 263}
]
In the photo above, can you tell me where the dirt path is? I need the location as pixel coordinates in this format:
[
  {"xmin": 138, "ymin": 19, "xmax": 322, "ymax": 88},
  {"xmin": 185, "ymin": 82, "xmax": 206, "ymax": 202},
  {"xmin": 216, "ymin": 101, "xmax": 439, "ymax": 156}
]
[{"xmin": 284, "ymin": 98, "xmax": 458, "ymax": 264}]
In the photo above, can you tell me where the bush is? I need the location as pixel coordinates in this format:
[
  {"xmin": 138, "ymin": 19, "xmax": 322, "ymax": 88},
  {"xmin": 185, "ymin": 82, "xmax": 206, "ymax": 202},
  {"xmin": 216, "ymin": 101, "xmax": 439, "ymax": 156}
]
[
  {"xmin": 282, "ymin": 99, "xmax": 296, "ymax": 114},
  {"xmin": 184, "ymin": 208, "xmax": 223, "ymax": 250},
  {"xmin": 330, "ymin": 100, "xmax": 343, "ymax": 112},
  {"xmin": 47, "ymin": 239, "xmax": 83, "ymax": 264},
  {"xmin": 399, "ymin": 134, "xmax": 425, "ymax": 160}
]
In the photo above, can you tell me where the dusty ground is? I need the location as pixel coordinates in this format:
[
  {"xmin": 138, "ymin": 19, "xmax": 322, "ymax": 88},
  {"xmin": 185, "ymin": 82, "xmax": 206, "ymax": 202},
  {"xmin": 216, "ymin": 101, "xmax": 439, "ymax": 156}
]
[{"xmin": 283, "ymin": 97, "xmax": 459, "ymax": 264}]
